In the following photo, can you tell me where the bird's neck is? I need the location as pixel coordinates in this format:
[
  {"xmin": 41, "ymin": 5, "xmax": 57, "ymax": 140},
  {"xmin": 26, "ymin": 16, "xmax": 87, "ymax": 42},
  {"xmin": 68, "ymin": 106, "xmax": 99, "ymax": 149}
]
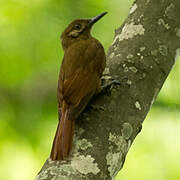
[{"xmin": 61, "ymin": 34, "xmax": 92, "ymax": 50}]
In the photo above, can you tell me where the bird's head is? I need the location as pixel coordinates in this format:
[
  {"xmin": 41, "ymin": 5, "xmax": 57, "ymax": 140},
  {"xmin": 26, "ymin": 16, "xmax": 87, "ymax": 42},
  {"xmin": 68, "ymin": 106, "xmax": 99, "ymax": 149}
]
[{"xmin": 61, "ymin": 12, "xmax": 107, "ymax": 49}]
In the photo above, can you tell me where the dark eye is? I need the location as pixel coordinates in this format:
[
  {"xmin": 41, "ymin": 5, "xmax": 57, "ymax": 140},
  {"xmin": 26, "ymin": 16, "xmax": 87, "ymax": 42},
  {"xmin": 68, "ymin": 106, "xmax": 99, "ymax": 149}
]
[{"xmin": 74, "ymin": 24, "xmax": 81, "ymax": 30}]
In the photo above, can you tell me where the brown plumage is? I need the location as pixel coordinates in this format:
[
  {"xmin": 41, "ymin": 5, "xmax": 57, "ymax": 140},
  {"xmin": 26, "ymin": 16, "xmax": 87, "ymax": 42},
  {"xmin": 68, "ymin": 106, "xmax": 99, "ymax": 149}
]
[{"xmin": 50, "ymin": 12, "xmax": 107, "ymax": 160}]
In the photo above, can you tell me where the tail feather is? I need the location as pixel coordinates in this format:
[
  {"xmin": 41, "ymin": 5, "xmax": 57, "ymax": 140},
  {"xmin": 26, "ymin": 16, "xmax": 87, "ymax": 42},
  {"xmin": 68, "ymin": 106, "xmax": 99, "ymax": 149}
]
[{"xmin": 50, "ymin": 110, "xmax": 75, "ymax": 160}]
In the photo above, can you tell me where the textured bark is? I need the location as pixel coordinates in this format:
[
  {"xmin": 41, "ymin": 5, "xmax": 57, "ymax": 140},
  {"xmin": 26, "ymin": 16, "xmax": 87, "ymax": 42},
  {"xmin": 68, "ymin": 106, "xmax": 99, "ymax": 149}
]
[{"xmin": 35, "ymin": 0, "xmax": 180, "ymax": 179}]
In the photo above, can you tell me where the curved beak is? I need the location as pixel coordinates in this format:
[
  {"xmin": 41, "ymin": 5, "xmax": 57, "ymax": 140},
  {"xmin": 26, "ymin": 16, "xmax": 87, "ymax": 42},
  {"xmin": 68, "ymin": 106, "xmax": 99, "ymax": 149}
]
[{"xmin": 89, "ymin": 12, "xmax": 107, "ymax": 26}]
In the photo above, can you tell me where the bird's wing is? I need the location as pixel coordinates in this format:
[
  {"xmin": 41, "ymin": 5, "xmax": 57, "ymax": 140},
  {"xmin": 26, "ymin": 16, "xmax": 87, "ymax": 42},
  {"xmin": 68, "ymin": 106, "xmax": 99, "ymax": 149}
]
[{"xmin": 58, "ymin": 39, "xmax": 106, "ymax": 119}]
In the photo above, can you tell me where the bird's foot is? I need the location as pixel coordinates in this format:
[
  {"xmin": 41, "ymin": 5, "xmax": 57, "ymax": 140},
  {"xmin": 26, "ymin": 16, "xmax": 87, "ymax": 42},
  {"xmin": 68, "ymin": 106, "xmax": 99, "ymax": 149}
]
[{"xmin": 101, "ymin": 79, "xmax": 122, "ymax": 91}]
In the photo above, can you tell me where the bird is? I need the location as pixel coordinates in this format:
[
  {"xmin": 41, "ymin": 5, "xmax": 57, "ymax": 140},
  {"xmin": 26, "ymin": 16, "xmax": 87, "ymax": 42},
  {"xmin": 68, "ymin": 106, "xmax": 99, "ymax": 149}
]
[{"xmin": 50, "ymin": 12, "xmax": 107, "ymax": 160}]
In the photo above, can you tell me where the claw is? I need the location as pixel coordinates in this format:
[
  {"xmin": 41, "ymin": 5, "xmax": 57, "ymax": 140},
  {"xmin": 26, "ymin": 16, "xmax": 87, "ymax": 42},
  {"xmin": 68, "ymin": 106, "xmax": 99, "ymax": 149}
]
[{"xmin": 101, "ymin": 79, "xmax": 122, "ymax": 90}]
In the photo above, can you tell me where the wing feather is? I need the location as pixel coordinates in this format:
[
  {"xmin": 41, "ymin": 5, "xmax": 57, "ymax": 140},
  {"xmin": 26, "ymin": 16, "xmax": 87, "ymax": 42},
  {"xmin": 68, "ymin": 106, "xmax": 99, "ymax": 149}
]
[{"xmin": 57, "ymin": 38, "xmax": 106, "ymax": 119}]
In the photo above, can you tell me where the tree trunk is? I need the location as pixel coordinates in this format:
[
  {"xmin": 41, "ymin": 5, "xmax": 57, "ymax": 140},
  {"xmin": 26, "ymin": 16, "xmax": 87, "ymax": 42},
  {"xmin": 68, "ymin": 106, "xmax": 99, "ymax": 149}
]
[{"xmin": 35, "ymin": 0, "xmax": 180, "ymax": 179}]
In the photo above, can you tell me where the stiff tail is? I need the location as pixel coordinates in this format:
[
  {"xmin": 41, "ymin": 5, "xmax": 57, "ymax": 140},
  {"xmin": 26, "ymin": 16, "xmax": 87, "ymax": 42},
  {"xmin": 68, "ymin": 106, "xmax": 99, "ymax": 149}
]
[{"xmin": 50, "ymin": 109, "xmax": 75, "ymax": 160}]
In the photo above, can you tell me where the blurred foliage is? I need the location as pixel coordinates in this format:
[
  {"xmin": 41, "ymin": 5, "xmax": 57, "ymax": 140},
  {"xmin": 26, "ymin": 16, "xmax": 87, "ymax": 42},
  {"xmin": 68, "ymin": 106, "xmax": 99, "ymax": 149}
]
[{"xmin": 0, "ymin": 0, "xmax": 179, "ymax": 180}]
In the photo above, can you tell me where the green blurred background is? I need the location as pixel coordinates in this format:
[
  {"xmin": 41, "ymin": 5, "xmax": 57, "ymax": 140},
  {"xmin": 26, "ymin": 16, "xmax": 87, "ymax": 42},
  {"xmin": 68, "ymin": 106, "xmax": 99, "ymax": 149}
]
[{"xmin": 0, "ymin": 0, "xmax": 180, "ymax": 179}]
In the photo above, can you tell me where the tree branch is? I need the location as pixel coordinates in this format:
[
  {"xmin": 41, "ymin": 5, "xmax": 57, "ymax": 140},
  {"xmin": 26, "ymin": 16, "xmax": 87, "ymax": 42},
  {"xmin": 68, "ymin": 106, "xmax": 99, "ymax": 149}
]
[{"xmin": 35, "ymin": 0, "xmax": 180, "ymax": 179}]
